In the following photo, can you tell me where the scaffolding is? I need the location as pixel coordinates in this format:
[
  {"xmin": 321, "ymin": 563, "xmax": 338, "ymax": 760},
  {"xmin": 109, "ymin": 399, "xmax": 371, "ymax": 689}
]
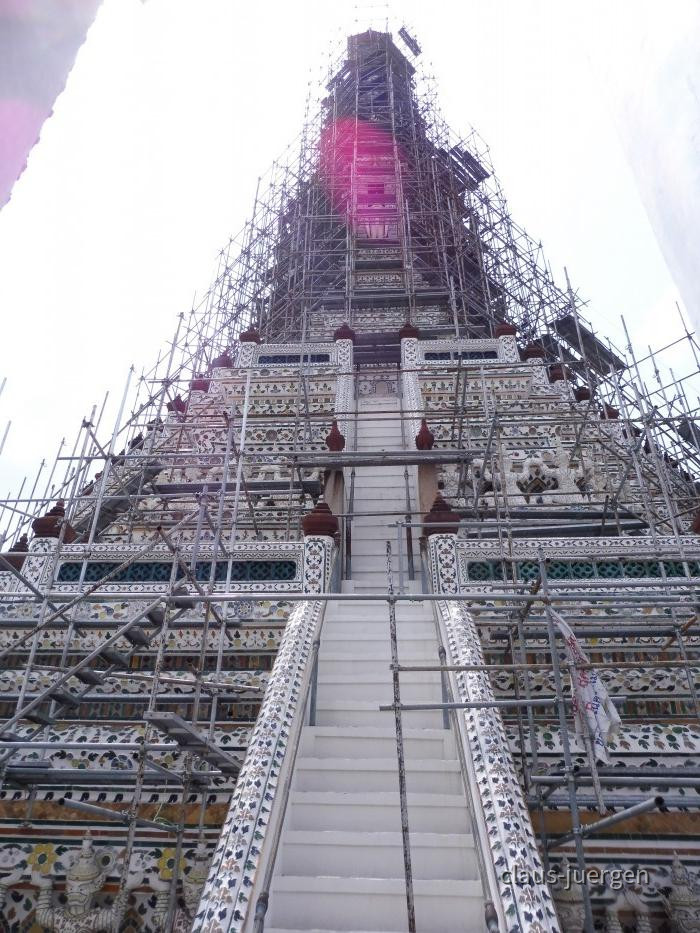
[{"xmin": 0, "ymin": 24, "xmax": 699, "ymax": 931}]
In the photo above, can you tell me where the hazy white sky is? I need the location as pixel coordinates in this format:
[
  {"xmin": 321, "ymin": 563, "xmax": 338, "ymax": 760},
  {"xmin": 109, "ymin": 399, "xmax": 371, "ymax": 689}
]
[
  {"xmin": 588, "ymin": 0, "xmax": 700, "ymax": 329},
  {"xmin": 0, "ymin": 0, "xmax": 696, "ymax": 507}
]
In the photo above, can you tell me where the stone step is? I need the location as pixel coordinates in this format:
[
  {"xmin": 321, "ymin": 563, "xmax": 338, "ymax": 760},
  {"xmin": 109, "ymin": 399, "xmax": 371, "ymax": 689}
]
[
  {"xmin": 350, "ymin": 519, "xmax": 414, "ymax": 531},
  {"xmin": 328, "ymin": 601, "xmax": 429, "ymax": 618},
  {"xmin": 351, "ymin": 556, "xmax": 416, "ymax": 574},
  {"xmin": 354, "ymin": 424, "xmax": 404, "ymax": 432},
  {"xmin": 353, "ymin": 450, "xmax": 406, "ymax": 456},
  {"xmin": 353, "ymin": 444, "xmax": 406, "ymax": 451},
  {"xmin": 348, "ymin": 465, "xmax": 411, "ymax": 474},
  {"xmin": 319, "ymin": 637, "xmax": 438, "ymax": 659},
  {"xmin": 349, "ymin": 526, "xmax": 412, "ymax": 540},
  {"xmin": 316, "ymin": 665, "xmax": 438, "ymax": 682},
  {"xmin": 266, "ymin": 928, "xmax": 403, "ymax": 933},
  {"xmin": 319, "ymin": 648, "xmax": 439, "ymax": 668},
  {"xmin": 267, "ymin": 876, "xmax": 484, "ymax": 932},
  {"xmin": 346, "ymin": 586, "xmax": 418, "ymax": 597},
  {"xmin": 300, "ymin": 726, "xmax": 455, "ymax": 760},
  {"xmin": 316, "ymin": 674, "xmax": 442, "ymax": 704},
  {"xmin": 324, "ymin": 612, "xmax": 432, "ymax": 629},
  {"xmin": 322, "ymin": 623, "xmax": 434, "ymax": 637},
  {"xmin": 353, "ymin": 490, "xmax": 417, "ymax": 500},
  {"xmin": 294, "ymin": 757, "xmax": 462, "ymax": 794},
  {"xmin": 341, "ymin": 567, "xmax": 399, "ymax": 578},
  {"xmin": 353, "ymin": 472, "xmax": 415, "ymax": 484},
  {"xmin": 314, "ymin": 703, "xmax": 444, "ymax": 729},
  {"xmin": 277, "ymin": 829, "xmax": 478, "ymax": 881},
  {"xmin": 325, "ymin": 619, "xmax": 433, "ymax": 639},
  {"xmin": 342, "ymin": 583, "xmax": 407, "ymax": 595},
  {"xmin": 353, "ymin": 465, "xmax": 416, "ymax": 477},
  {"xmin": 349, "ymin": 542, "xmax": 418, "ymax": 558},
  {"xmin": 324, "ymin": 608, "xmax": 433, "ymax": 624},
  {"xmin": 351, "ymin": 489, "xmax": 417, "ymax": 500},
  {"xmin": 319, "ymin": 648, "xmax": 432, "ymax": 668},
  {"xmin": 286, "ymin": 790, "xmax": 471, "ymax": 834},
  {"xmin": 352, "ymin": 487, "xmax": 405, "ymax": 496}
]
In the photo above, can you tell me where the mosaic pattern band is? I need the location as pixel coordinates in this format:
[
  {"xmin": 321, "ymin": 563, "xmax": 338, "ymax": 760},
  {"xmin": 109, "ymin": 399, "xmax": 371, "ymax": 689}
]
[
  {"xmin": 430, "ymin": 534, "xmax": 560, "ymax": 932},
  {"xmin": 192, "ymin": 598, "xmax": 324, "ymax": 932}
]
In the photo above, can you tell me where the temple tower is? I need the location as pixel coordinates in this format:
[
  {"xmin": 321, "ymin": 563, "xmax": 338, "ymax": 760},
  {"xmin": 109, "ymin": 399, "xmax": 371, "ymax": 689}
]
[{"xmin": 1, "ymin": 27, "xmax": 700, "ymax": 933}]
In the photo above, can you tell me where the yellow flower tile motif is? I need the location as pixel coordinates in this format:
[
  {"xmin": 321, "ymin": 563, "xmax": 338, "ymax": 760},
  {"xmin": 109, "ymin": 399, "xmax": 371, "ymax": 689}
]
[
  {"xmin": 27, "ymin": 843, "xmax": 57, "ymax": 875},
  {"xmin": 157, "ymin": 847, "xmax": 185, "ymax": 880}
]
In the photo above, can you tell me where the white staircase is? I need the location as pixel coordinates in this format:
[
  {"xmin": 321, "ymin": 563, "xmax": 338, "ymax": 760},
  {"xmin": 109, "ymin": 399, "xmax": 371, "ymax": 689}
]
[{"xmin": 265, "ymin": 395, "xmax": 485, "ymax": 932}]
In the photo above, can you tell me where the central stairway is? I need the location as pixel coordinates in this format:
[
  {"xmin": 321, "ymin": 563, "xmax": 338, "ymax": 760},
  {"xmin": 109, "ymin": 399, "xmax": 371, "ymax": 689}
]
[{"xmin": 266, "ymin": 394, "xmax": 485, "ymax": 932}]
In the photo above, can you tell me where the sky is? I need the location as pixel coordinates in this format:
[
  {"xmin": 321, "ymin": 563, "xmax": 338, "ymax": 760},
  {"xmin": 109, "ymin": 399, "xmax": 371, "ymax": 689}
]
[
  {"xmin": 0, "ymin": 0, "xmax": 698, "ymax": 516},
  {"xmin": 587, "ymin": 0, "xmax": 700, "ymax": 331}
]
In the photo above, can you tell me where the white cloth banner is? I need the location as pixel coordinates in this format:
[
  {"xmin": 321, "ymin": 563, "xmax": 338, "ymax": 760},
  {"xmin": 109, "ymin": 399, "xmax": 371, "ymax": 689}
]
[{"xmin": 551, "ymin": 609, "xmax": 621, "ymax": 763}]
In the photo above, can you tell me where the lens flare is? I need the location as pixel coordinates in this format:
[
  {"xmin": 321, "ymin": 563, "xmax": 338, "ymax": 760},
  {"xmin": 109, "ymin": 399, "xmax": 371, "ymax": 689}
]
[{"xmin": 319, "ymin": 117, "xmax": 404, "ymax": 238}]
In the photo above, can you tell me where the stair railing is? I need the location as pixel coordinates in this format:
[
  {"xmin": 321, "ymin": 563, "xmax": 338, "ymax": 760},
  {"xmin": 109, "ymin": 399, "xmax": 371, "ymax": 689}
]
[
  {"xmin": 193, "ymin": 542, "xmax": 336, "ymax": 933},
  {"xmin": 427, "ymin": 534, "xmax": 562, "ymax": 933}
]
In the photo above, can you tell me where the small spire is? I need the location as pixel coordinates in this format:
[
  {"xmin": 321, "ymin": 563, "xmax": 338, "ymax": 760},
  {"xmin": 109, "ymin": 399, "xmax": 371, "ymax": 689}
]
[
  {"xmin": 2, "ymin": 534, "xmax": 28, "ymax": 571},
  {"xmin": 415, "ymin": 418, "xmax": 435, "ymax": 450},
  {"xmin": 548, "ymin": 364, "xmax": 570, "ymax": 383},
  {"xmin": 521, "ymin": 343, "xmax": 546, "ymax": 360},
  {"xmin": 166, "ymin": 395, "xmax": 187, "ymax": 414},
  {"xmin": 325, "ymin": 420, "xmax": 346, "ymax": 452},
  {"xmin": 333, "ymin": 322, "xmax": 356, "ymax": 343},
  {"xmin": 31, "ymin": 501, "xmax": 78, "ymax": 542},
  {"xmin": 190, "ymin": 374, "xmax": 211, "ymax": 393},
  {"xmin": 423, "ymin": 494, "xmax": 459, "ymax": 537},
  {"xmin": 210, "ymin": 350, "xmax": 233, "ymax": 369},
  {"xmin": 301, "ymin": 500, "xmax": 339, "ymax": 537},
  {"xmin": 399, "ymin": 321, "xmax": 420, "ymax": 340},
  {"xmin": 239, "ymin": 327, "xmax": 261, "ymax": 344}
]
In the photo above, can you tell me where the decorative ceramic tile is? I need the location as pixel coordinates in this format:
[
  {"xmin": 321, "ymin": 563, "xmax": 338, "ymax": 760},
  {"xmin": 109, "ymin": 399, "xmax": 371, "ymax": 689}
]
[{"xmin": 193, "ymin": 599, "xmax": 324, "ymax": 932}]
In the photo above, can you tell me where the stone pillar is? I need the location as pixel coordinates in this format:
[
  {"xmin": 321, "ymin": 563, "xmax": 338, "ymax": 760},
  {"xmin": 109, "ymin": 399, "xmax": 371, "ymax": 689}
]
[
  {"xmin": 417, "ymin": 464, "xmax": 439, "ymax": 514},
  {"xmin": 302, "ymin": 535, "xmax": 335, "ymax": 593},
  {"xmin": 237, "ymin": 341, "xmax": 256, "ymax": 369},
  {"xmin": 333, "ymin": 337, "xmax": 354, "ymax": 439},
  {"xmin": 400, "ymin": 336, "xmax": 422, "ymax": 442},
  {"xmin": 427, "ymin": 532, "xmax": 460, "ymax": 594}
]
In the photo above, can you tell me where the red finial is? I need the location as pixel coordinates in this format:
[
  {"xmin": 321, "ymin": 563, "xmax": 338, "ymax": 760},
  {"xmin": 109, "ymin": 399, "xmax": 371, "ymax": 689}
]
[
  {"xmin": 423, "ymin": 494, "xmax": 460, "ymax": 537},
  {"xmin": 325, "ymin": 420, "xmax": 346, "ymax": 452},
  {"xmin": 211, "ymin": 351, "xmax": 233, "ymax": 369},
  {"xmin": 190, "ymin": 375, "xmax": 210, "ymax": 393},
  {"xmin": 333, "ymin": 322, "xmax": 356, "ymax": 343},
  {"xmin": 239, "ymin": 327, "xmax": 261, "ymax": 344},
  {"xmin": 548, "ymin": 364, "xmax": 570, "ymax": 383},
  {"xmin": 166, "ymin": 395, "xmax": 187, "ymax": 414},
  {"xmin": 301, "ymin": 501, "xmax": 339, "ymax": 537},
  {"xmin": 399, "ymin": 321, "xmax": 420, "ymax": 340},
  {"xmin": 521, "ymin": 344, "xmax": 546, "ymax": 360},
  {"xmin": 415, "ymin": 418, "xmax": 435, "ymax": 450},
  {"xmin": 3, "ymin": 534, "xmax": 28, "ymax": 571},
  {"xmin": 31, "ymin": 501, "xmax": 78, "ymax": 542}
]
